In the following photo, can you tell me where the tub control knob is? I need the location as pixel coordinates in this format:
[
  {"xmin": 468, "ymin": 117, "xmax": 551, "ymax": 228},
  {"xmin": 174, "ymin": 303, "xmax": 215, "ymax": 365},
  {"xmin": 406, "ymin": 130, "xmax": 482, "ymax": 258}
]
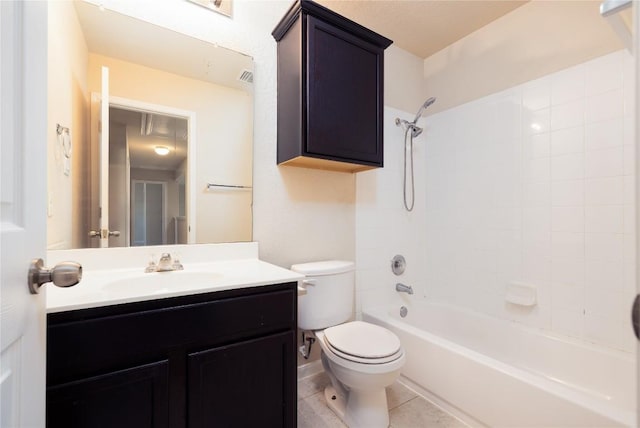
[{"xmin": 391, "ymin": 255, "xmax": 406, "ymax": 276}]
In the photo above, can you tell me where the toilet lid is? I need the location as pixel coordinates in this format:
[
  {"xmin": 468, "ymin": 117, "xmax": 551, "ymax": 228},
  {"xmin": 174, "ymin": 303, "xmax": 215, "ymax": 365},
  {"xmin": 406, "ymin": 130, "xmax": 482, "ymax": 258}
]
[
  {"xmin": 323, "ymin": 321, "xmax": 401, "ymax": 359},
  {"xmin": 323, "ymin": 338, "xmax": 403, "ymax": 364}
]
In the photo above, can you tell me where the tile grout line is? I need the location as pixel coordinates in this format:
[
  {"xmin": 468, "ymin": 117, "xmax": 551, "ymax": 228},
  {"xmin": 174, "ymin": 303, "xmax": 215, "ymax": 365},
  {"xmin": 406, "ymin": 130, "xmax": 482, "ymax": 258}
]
[{"xmin": 388, "ymin": 395, "xmax": 418, "ymax": 412}]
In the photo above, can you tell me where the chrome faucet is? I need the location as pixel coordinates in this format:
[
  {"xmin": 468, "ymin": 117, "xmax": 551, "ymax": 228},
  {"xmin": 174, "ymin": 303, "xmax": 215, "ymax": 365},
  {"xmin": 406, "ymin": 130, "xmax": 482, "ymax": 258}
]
[
  {"xmin": 146, "ymin": 253, "xmax": 184, "ymax": 273},
  {"xmin": 157, "ymin": 253, "xmax": 174, "ymax": 272},
  {"xmin": 395, "ymin": 283, "xmax": 414, "ymax": 295}
]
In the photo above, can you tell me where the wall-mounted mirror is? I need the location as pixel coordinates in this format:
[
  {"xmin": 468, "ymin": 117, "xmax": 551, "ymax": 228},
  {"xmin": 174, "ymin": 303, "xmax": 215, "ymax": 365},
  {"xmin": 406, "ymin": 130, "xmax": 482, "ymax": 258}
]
[{"xmin": 47, "ymin": 0, "xmax": 253, "ymax": 250}]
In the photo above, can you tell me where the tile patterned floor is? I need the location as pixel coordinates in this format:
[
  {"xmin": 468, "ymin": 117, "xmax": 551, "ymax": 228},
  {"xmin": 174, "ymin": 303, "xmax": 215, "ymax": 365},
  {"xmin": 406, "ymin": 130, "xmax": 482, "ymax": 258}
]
[{"xmin": 297, "ymin": 372, "xmax": 467, "ymax": 428}]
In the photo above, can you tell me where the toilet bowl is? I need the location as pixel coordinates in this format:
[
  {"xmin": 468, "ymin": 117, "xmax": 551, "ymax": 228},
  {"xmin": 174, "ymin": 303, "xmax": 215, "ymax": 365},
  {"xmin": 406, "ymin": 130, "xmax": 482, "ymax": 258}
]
[
  {"xmin": 316, "ymin": 322, "xmax": 405, "ymax": 427},
  {"xmin": 292, "ymin": 261, "xmax": 406, "ymax": 428}
]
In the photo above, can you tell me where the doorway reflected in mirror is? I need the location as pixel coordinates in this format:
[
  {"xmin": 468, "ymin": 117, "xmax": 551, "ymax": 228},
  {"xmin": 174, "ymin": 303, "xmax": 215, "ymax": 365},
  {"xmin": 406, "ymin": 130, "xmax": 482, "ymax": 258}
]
[{"xmin": 109, "ymin": 107, "xmax": 188, "ymax": 247}]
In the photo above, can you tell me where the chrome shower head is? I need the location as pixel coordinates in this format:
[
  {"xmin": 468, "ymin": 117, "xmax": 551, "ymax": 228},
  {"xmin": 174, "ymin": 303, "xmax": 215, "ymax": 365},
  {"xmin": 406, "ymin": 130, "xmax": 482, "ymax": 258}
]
[
  {"xmin": 394, "ymin": 118, "xmax": 423, "ymax": 138},
  {"xmin": 395, "ymin": 96, "xmax": 435, "ymax": 139},
  {"xmin": 412, "ymin": 97, "xmax": 436, "ymax": 124}
]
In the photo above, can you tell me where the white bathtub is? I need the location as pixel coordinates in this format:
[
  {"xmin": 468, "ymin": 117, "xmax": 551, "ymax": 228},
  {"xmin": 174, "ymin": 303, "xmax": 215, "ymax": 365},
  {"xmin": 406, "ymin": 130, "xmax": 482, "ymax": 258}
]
[{"xmin": 363, "ymin": 301, "xmax": 636, "ymax": 427}]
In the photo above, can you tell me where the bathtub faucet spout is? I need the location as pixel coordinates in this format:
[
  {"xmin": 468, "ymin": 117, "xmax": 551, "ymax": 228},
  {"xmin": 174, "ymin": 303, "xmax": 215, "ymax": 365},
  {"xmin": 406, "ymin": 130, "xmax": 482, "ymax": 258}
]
[{"xmin": 396, "ymin": 283, "xmax": 414, "ymax": 295}]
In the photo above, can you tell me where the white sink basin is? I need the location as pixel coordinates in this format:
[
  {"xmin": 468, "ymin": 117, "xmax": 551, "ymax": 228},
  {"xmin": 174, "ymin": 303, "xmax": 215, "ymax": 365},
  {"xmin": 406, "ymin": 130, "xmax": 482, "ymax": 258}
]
[
  {"xmin": 102, "ymin": 271, "xmax": 223, "ymax": 295},
  {"xmin": 46, "ymin": 249, "xmax": 306, "ymax": 313}
]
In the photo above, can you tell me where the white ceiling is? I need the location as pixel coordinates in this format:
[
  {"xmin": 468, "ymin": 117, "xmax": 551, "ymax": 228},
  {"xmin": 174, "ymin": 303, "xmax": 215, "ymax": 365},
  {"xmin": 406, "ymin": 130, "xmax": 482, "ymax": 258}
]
[
  {"xmin": 316, "ymin": 0, "xmax": 529, "ymax": 58},
  {"xmin": 74, "ymin": 1, "xmax": 253, "ymax": 91},
  {"xmin": 77, "ymin": 0, "xmax": 529, "ymax": 75}
]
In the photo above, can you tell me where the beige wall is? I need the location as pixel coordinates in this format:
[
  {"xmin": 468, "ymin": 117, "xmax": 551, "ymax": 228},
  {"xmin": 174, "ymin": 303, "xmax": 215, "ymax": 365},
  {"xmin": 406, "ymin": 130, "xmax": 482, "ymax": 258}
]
[
  {"xmin": 384, "ymin": 45, "xmax": 426, "ymax": 115},
  {"xmin": 87, "ymin": 53, "xmax": 253, "ymax": 245},
  {"xmin": 60, "ymin": 0, "xmax": 626, "ymax": 259},
  {"xmin": 423, "ymin": 0, "xmax": 625, "ymax": 115},
  {"xmin": 51, "ymin": 0, "xmax": 421, "ymax": 264},
  {"xmin": 89, "ymin": 0, "xmax": 358, "ymax": 268},
  {"xmin": 47, "ymin": 1, "xmax": 89, "ymax": 249}
]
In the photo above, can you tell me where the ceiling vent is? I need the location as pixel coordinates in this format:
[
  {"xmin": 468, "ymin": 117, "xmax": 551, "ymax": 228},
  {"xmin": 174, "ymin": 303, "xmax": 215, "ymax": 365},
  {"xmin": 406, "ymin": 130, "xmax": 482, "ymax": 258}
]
[{"xmin": 238, "ymin": 70, "xmax": 254, "ymax": 84}]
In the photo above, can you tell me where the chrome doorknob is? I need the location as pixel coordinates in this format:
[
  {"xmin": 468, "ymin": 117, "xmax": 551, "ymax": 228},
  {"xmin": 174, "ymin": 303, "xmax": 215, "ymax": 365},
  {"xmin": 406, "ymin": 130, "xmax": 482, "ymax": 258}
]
[
  {"xmin": 632, "ymin": 294, "xmax": 640, "ymax": 341},
  {"xmin": 28, "ymin": 258, "xmax": 82, "ymax": 294},
  {"xmin": 89, "ymin": 229, "xmax": 120, "ymax": 238}
]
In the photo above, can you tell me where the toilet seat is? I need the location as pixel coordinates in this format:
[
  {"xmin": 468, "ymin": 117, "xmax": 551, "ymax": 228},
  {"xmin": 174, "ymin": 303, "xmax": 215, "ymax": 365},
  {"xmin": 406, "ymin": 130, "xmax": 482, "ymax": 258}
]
[
  {"xmin": 323, "ymin": 338, "xmax": 403, "ymax": 364},
  {"xmin": 315, "ymin": 329, "xmax": 406, "ymax": 375},
  {"xmin": 322, "ymin": 321, "xmax": 403, "ymax": 364}
]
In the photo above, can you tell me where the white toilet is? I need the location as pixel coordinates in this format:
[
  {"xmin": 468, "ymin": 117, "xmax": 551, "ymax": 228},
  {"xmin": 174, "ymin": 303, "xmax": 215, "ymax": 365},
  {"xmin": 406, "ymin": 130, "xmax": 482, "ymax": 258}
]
[{"xmin": 292, "ymin": 261, "xmax": 405, "ymax": 428}]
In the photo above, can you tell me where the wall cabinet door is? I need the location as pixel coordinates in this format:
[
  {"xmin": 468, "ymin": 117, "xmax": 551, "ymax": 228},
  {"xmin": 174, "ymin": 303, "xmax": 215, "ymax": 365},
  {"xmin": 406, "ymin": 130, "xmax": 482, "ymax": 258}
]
[
  {"xmin": 306, "ymin": 15, "xmax": 383, "ymax": 166},
  {"xmin": 46, "ymin": 360, "xmax": 169, "ymax": 428},
  {"xmin": 273, "ymin": 0, "xmax": 392, "ymax": 173},
  {"xmin": 187, "ymin": 331, "xmax": 296, "ymax": 428}
]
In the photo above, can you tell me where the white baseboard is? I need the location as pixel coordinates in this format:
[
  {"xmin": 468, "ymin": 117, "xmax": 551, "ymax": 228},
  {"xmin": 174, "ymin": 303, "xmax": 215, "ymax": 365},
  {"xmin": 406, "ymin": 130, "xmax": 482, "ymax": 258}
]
[
  {"xmin": 297, "ymin": 359, "xmax": 323, "ymax": 380},
  {"xmin": 397, "ymin": 375, "xmax": 484, "ymax": 428}
]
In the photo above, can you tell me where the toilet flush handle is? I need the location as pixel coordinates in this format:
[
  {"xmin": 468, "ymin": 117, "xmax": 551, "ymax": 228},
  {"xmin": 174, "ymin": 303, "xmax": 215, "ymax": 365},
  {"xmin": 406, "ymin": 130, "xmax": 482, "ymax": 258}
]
[{"xmin": 302, "ymin": 279, "xmax": 316, "ymax": 287}]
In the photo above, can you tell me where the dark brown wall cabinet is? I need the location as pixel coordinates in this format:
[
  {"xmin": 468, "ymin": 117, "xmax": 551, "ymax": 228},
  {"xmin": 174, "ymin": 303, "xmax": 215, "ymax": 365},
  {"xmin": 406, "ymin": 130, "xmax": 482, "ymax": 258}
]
[
  {"xmin": 46, "ymin": 283, "xmax": 297, "ymax": 428},
  {"xmin": 273, "ymin": 0, "xmax": 392, "ymax": 173}
]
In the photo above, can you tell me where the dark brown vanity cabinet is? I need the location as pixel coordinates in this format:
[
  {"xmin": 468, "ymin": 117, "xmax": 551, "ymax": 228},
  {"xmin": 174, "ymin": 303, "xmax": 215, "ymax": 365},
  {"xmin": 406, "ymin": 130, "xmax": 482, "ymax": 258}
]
[
  {"xmin": 273, "ymin": 0, "xmax": 392, "ymax": 173},
  {"xmin": 46, "ymin": 283, "xmax": 297, "ymax": 428}
]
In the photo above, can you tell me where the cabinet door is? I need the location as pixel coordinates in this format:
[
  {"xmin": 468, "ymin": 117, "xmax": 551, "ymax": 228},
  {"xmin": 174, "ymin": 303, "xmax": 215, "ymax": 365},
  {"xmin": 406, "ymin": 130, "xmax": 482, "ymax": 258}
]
[
  {"xmin": 188, "ymin": 331, "xmax": 296, "ymax": 428},
  {"xmin": 46, "ymin": 360, "xmax": 169, "ymax": 428},
  {"xmin": 306, "ymin": 15, "xmax": 384, "ymax": 166}
]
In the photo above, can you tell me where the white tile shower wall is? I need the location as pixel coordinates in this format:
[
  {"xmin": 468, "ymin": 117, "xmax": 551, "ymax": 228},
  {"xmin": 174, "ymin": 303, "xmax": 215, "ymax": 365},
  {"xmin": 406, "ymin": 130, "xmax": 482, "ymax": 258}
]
[
  {"xmin": 357, "ymin": 50, "xmax": 635, "ymax": 353},
  {"xmin": 355, "ymin": 106, "xmax": 429, "ymax": 318},
  {"xmin": 426, "ymin": 50, "xmax": 635, "ymax": 352}
]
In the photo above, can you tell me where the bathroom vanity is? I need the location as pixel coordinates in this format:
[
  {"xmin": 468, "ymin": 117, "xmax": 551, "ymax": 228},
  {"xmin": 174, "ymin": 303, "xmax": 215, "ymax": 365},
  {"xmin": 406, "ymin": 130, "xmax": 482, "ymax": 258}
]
[{"xmin": 45, "ymin": 244, "xmax": 302, "ymax": 428}]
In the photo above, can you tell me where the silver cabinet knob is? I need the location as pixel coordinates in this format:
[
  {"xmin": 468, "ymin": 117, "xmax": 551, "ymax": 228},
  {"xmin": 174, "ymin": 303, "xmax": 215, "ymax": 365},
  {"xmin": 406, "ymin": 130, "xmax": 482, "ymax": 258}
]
[{"xmin": 28, "ymin": 258, "xmax": 82, "ymax": 294}]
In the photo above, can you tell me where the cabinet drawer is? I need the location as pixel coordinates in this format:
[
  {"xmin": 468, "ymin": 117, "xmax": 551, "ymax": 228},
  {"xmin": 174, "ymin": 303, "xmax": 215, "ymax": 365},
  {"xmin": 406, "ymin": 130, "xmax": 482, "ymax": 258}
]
[{"xmin": 48, "ymin": 288, "xmax": 295, "ymax": 385}]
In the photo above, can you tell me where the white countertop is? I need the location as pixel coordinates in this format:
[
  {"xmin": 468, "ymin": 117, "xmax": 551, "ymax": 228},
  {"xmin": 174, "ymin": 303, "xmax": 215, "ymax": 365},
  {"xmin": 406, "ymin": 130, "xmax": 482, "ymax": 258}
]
[{"xmin": 46, "ymin": 243, "xmax": 304, "ymax": 313}]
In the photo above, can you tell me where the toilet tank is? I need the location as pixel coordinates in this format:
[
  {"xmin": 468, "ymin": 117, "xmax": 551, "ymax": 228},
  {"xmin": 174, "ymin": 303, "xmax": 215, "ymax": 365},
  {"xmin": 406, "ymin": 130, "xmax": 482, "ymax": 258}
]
[{"xmin": 292, "ymin": 261, "xmax": 355, "ymax": 331}]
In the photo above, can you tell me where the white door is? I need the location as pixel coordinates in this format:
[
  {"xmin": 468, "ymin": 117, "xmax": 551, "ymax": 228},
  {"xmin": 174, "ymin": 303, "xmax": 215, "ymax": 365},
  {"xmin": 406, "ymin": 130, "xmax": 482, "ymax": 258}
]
[
  {"xmin": 99, "ymin": 66, "xmax": 110, "ymax": 247},
  {"xmin": 635, "ymin": 2, "xmax": 640, "ymax": 425},
  {"xmin": 0, "ymin": 2, "xmax": 48, "ymax": 427},
  {"xmin": 89, "ymin": 67, "xmax": 112, "ymax": 247}
]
